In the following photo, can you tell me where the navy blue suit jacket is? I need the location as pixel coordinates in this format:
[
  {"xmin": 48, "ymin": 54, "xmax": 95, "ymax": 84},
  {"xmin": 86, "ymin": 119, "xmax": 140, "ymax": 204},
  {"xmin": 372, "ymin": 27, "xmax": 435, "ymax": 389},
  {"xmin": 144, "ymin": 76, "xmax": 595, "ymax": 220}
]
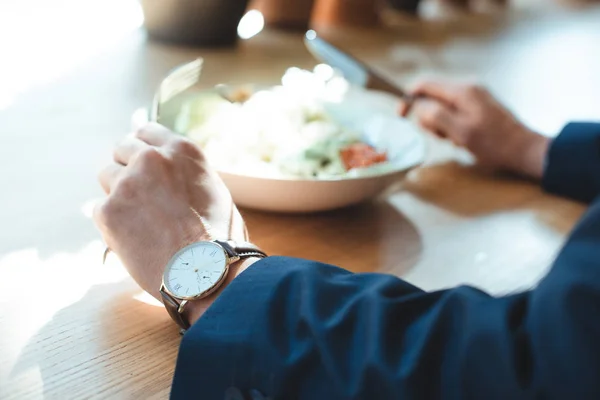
[{"xmin": 171, "ymin": 123, "xmax": 600, "ymax": 399}]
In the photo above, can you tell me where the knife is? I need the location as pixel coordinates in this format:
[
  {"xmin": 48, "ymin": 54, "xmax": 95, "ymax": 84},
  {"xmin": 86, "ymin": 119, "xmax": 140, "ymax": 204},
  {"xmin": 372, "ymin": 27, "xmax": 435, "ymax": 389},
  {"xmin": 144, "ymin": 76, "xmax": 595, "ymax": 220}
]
[{"xmin": 304, "ymin": 30, "xmax": 416, "ymax": 102}]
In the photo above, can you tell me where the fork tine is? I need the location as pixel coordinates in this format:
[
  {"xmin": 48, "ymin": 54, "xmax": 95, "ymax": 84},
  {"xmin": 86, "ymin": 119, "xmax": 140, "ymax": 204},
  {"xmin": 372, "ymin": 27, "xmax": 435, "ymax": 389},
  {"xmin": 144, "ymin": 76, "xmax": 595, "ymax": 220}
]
[
  {"xmin": 151, "ymin": 58, "xmax": 203, "ymax": 123},
  {"xmin": 160, "ymin": 69, "xmax": 202, "ymax": 99},
  {"xmin": 161, "ymin": 63, "xmax": 201, "ymax": 90},
  {"xmin": 159, "ymin": 60, "xmax": 202, "ymax": 102},
  {"xmin": 160, "ymin": 58, "xmax": 202, "ymax": 84}
]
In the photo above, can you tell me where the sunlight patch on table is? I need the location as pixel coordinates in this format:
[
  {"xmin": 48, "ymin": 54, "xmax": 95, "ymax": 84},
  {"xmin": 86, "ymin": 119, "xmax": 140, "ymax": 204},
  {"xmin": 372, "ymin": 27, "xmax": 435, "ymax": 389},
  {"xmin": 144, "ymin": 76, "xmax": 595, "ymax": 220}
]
[
  {"xmin": 0, "ymin": 365, "xmax": 43, "ymax": 400},
  {"xmin": 0, "ymin": 240, "xmax": 129, "ymax": 358},
  {"xmin": 134, "ymin": 291, "xmax": 163, "ymax": 307}
]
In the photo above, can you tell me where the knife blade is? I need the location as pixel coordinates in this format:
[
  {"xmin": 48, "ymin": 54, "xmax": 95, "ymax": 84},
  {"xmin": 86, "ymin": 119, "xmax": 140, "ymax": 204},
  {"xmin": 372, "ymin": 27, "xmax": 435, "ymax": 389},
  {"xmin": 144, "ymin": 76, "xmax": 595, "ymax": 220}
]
[{"xmin": 304, "ymin": 30, "xmax": 413, "ymax": 101}]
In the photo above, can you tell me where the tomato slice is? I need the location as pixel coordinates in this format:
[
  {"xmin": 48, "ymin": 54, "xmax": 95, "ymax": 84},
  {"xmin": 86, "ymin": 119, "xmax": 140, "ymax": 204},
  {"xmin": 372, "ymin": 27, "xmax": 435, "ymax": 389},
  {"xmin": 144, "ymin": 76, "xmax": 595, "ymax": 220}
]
[{"xmin": 340, "ymin": 143, "xmax": 388, "ymax": 171}]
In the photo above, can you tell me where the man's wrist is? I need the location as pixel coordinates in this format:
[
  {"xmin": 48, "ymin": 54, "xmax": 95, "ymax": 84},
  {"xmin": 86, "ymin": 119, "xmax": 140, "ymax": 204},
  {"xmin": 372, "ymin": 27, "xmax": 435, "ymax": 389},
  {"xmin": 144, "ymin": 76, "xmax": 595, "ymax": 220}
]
[
  {"xmin": 506, "ymin": 129, "xmax": 550, "ymax": 180},
  {"xmin": 185, "ymin": 256, "xmax": 262, "ymax": 326}
]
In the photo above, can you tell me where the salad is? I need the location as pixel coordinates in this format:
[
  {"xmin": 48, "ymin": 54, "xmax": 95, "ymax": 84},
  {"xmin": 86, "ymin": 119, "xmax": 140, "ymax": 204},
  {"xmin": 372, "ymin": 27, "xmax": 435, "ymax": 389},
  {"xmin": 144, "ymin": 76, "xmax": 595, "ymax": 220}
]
[{"xmin": 176, "ymin": 66, "xmax": 393, "ymax": 179}]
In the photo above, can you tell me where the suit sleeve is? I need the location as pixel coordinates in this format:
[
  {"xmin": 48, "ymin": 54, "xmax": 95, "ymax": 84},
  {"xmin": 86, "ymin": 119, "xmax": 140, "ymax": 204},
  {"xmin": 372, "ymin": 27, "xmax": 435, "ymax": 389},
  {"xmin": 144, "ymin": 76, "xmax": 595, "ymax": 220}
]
[
  {"xmin": 171, "ymin": 202, "xmax": 600, "ymax": 399},
  {"xmin": 170, "ymin": 122, "xmax": 600, "ymax": 400},
  {"xmin": 543, "ymin": 122, "xmax": 600, "ymax": 202}
]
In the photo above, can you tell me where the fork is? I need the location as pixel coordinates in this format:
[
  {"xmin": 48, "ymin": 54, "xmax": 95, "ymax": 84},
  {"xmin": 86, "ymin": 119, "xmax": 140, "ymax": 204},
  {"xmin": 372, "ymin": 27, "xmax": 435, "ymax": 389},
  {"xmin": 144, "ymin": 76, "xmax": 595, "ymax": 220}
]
[
  {"xmin": 150, "ymin": 58, "xmax": 204, "ymax": 123},
  {"xmin": 103, "ymin": 58, "xmax": 203, "ymax": 265}
]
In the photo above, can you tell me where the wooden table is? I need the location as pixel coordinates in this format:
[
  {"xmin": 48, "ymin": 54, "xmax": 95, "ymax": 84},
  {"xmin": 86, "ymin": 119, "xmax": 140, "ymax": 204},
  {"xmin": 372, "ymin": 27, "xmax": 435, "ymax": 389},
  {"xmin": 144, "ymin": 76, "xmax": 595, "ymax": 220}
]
[{"xmin": 1, "ymin": 2, "xmax": 599, "ymax": 398}]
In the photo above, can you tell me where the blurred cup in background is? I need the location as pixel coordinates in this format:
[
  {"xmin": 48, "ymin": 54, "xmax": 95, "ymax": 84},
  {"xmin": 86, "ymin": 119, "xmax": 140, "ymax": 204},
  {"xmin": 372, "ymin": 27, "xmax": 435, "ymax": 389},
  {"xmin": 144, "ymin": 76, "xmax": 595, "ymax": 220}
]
[
  {"xmin": 250, "ymin": 0, "xmax": 315, "ymax": 30},
  {"xmin": 140, "ymin": 0, "xmax": 250, "ymax": 46},
  {"xmin": 312, "ymin": 0, "xmax": 381, "ymax": 28}
]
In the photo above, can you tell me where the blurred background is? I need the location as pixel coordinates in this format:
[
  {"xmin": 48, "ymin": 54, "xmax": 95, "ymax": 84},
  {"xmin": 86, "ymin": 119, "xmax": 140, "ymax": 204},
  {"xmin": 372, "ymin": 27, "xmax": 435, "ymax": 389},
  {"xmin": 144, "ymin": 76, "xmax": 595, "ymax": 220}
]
[{"xmin": 2, "ymin": 0, "xmax": 599, "ymax": 254}]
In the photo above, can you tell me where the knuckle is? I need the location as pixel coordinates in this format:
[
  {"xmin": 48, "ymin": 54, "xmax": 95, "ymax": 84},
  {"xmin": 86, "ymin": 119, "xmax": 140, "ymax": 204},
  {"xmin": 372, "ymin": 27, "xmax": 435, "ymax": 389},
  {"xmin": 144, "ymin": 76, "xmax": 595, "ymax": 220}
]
[
  {"xmin": 133, "ymin": 126, "xmax": 147, "ymax": 140},
  {"xmin": 171, "ymin": 139, "xmax": 203, "ymax": 159},
  {"xmin": 94, "ymin": 199, "xmax": 118, "ymax": 227},
  {"xmin": 420, "ymin": 114, "xmax": 435, "ymax": 128},
  {"xmin": 419, "ymin": 103, "xmax": 444, "ymax": 127},
  {"xmin": 136, "ymin": 147, "xmax": 166, "ymax": 167},
  {"xmin": 133, "ymin": 123, "xmax": 155, "ymax": 139},
  {"xmin": 464, "ymin": 83, "xmax": 486, "ymax": 97},
  {"xmin": 114, "ymin": 175, "xmax": 138, "ymax": 199},
  {"xmin": 416, "ymin": 112, "xmax": 431, "ymax": 127},
  {"xmin": 429, "ymin": 104, "xmax": 445, "ymax": 121}
]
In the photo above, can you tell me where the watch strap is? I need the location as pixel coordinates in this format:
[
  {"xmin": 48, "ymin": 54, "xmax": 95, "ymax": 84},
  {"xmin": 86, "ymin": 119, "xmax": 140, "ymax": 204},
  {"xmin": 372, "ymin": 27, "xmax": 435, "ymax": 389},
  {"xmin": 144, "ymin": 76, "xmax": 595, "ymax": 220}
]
[
  {"xmin": 215, "ymin": 240, "xmax": 268, "ymax": 259},
  {"xmin": 160, "ymin": 290, "xmax": 191, "ymax": 331}
]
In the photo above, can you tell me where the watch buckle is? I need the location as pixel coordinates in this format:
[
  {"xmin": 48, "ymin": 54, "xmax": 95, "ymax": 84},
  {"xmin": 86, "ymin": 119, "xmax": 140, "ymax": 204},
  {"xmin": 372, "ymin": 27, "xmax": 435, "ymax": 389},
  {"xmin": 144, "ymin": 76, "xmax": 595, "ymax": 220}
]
[{"xmin": 177, "ymin": 299, "xmax": 188, "ymax": 314}]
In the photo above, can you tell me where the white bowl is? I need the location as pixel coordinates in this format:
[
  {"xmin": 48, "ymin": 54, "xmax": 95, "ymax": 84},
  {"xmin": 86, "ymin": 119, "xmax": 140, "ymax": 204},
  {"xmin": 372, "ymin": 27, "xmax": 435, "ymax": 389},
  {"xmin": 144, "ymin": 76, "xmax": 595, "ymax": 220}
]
[{"xmin": 157, "ymin": 87, "xmax": 426, "ymax": 213}]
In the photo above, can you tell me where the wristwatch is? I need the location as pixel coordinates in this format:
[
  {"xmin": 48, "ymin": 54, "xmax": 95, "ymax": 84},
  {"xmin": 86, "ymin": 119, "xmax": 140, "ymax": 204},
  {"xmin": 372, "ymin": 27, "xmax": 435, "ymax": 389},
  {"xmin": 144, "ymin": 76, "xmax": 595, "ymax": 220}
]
[{"xmin": 159, "ymin": 239, "xmax": 267, "ymax": 332}]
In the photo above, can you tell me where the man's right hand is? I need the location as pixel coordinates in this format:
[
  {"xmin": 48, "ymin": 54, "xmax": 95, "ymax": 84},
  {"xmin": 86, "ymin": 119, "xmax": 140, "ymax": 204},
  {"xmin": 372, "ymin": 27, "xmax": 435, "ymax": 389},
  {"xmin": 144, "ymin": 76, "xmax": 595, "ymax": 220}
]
[
  {"xmin": 94, "ymin": 123, "xmax": 250, "ymax": 325},
  {"xmin": 399, "ymin": 81, "xmax": 550, "ymax": 179}
]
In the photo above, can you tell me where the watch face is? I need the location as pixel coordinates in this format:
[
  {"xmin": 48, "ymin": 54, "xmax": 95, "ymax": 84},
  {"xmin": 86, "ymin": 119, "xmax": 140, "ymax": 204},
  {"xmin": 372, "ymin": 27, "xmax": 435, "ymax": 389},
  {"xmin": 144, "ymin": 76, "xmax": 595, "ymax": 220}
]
[{"xmin": 163, "ymin": 241, "xmax": 228, "ymax": 299}]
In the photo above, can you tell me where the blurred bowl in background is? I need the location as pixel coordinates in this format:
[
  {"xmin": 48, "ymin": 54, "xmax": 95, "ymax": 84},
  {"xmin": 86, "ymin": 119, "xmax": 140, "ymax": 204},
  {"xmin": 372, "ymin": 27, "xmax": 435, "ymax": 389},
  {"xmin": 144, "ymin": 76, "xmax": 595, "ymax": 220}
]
[{"xmin": 140, "ymin": 0, "xmax": 250, "ymax": 46}]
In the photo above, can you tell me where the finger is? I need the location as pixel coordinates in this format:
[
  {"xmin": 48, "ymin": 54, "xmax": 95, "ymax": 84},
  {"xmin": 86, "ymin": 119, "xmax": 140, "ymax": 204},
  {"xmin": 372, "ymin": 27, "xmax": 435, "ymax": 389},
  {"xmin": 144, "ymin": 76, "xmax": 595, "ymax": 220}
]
[
  {"xmin": 134, "ymin": 122, "xmax": 176, "ymax": 147},
  {"xmin": 398, "ymin": 99, "xmax": 410, "ymax": 118},
  {"xmin": 113, "ymin": 136, "xmax": 150, "ymax": 165},
  {"xmin": 410, "ymin": 81, "xmax": 463, "ymax": 107},
  {"xmin": 92, "ymin": 199, "xmax": 113, "ymax": 250},
  {"xmin": 411, "ymin": 99, "xmax": 460, "ymax": 138},
  {"xmin": 398, "ymin": 95, "xmax": 420, "ymax": 118},
  {"xmin": 98, "ymin": 163, "xmax": 124, "ymax": 194}
]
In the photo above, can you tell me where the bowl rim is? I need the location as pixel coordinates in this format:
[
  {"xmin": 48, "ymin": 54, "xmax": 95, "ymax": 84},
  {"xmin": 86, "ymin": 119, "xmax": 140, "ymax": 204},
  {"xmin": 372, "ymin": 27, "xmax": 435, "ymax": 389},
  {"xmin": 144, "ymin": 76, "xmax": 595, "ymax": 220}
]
[
  {"xmin": 163, "ymin": 84, "xmax": 428, "ymax": 183},
  {"xmin": 215, "ymin": 154, "xmax": 425, "ymax": 183}
]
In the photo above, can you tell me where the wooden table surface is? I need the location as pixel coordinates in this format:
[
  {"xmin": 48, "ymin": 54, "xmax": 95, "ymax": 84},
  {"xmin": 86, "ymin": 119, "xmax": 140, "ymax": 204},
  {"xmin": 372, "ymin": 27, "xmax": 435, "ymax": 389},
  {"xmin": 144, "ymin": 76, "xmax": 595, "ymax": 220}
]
[{"xmin": 1, "ymin": 1, "xmax": 599, "ymax": 398}]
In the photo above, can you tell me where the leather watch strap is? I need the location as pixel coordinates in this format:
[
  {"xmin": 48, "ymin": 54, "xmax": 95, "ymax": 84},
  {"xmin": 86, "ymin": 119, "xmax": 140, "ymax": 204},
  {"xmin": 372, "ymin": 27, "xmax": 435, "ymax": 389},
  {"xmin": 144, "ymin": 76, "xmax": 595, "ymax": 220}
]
[
  {"xmin": 160, "ymin": 290, "xmax": 190, "ymax": 331},
  {"xmin": 215, "ymin": 240, "xmax": 268, "ymax": 259}
]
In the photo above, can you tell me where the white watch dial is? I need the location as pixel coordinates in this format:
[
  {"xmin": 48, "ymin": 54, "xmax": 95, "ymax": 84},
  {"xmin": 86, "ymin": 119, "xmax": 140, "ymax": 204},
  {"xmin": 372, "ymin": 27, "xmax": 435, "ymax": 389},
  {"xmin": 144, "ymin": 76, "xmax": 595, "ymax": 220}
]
[{"xmin": 163, "ymin": 241, "xmax": 228, "ymax": 299}]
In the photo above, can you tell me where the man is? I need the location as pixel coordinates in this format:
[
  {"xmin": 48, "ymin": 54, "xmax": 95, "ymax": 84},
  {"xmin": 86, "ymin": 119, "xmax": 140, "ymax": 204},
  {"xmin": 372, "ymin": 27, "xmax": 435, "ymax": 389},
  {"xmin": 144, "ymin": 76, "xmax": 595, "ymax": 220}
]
[{"xmin": 94, "ymin": 81, "xmax": 600, "ymax": 399}]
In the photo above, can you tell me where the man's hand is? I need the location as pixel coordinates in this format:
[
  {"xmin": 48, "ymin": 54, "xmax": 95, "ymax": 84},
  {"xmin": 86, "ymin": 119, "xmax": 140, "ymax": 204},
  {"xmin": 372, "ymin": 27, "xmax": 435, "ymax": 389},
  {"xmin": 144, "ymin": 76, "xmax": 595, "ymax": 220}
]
[
  {"xmin": 94, "ymin": 123, "xmax": 250, "ymax": 324},
  {"xmin": 400, "ymin": 81, "xmax": 550, "ymax": 179}
]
